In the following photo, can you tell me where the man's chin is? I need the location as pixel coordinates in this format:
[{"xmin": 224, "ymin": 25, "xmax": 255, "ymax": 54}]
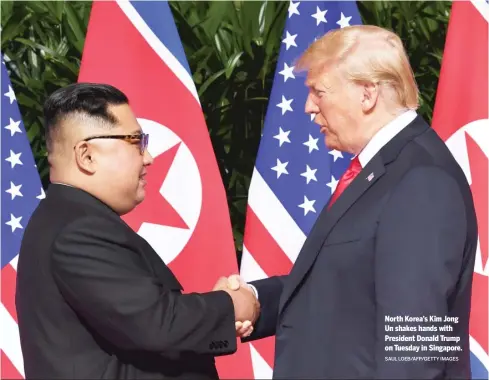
[
  {"xmin": 135, "ymin": 193, "xmax": 145, "ymax": 205},
  {"xmin": 134, "ymin": 188, "xmax": 146, "ymax": 205},
  {"xmin": 324, "ymin": 135, "xmax": 338, "ymax": 151}
]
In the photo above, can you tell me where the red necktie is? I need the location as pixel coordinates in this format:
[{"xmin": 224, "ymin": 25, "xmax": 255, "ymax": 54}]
[{"xmin": 328, "ymin": 156, "xmax": 362, "ymax": 208}]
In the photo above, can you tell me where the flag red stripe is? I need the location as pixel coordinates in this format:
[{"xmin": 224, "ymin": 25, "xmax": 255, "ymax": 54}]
[
  {"xmin": 244, "ymin": 207, "xmax": 294, "ymax": 276},
  {"xmin": 243, "ymin": 207, "xmax": 295, "ymax": 369},
  {"xmin": 1, "ymin": 350, "xmax": 22, "ymax": 379},
  {"xmin": 1, "ymin": 265, "xmax": 18, "ymax": 323},
  {"xmin": 249, "ymin": 337, "xmax": 276, "ymax": 370}
]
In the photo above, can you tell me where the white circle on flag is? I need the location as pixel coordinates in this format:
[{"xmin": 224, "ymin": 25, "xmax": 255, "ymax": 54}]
[
  {"xmin": 445, "ymin": 118, "xmax": 489, "ymax": 277},
  {"xmin": 444, "ymin": 118, "xmax": 489, "ymax": 185},
  {"xmin": 136, "ymin": 118, "xmax": 202, "ymax": 264}
]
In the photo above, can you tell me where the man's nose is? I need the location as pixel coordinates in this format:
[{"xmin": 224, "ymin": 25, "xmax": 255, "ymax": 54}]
[
  {"xmin": 143, "ymin": 149, "xmax": 154, "ymax": 165},
  {"xmin": 304, "ymin": 94, "xmax": 319, "ymax": 115}
]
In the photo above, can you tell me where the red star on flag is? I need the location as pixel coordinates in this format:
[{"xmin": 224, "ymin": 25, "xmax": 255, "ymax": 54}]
[{"xmin": 123, "ymin": 142, "xmax": 189, "ymax": 232}]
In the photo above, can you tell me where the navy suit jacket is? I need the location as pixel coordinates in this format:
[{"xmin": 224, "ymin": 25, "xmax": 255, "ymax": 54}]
[{"xmin": 245, "ymin": 116, "xmax": 478, "ymax": 379}]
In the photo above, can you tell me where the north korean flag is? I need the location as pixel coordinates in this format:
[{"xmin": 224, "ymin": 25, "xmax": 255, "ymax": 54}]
[
  {"xmin": 432, "ymin": 1, "xmax": 489, "ymax": 377},
  {"xmin": 78, "ymin": 1, "xmax": 254, "ymax": 378}
]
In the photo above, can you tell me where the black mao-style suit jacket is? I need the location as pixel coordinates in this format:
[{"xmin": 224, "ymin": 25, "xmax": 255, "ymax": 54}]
[{"xmin": 16, "ymin": 184, "xmax": 236, "ymax": 379}]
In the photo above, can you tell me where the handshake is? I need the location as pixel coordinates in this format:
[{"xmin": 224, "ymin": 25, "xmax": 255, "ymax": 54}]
[{"xmin": 213, "ymin": 274, "xmax": 259, "ymax": 338}]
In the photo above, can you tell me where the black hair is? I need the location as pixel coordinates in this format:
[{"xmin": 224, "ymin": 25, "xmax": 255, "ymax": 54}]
[{"xmin": 43, "ymin": 82, "xmax": 129, "ymax": 151}]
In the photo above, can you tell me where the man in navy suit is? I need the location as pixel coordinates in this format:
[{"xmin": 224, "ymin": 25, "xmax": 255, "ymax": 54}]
[{"xmin": 230, "ymin": 25, "xmax": 478, "ymax": 379}]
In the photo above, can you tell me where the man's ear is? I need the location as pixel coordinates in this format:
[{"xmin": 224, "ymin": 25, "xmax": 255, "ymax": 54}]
[
  {"xmin": 73, "ymin": 141, "xmax": 96, "ymax": 174},
  {"xmin": 361, "ymin": 81, "xmax": 380, "ymax": 113}
]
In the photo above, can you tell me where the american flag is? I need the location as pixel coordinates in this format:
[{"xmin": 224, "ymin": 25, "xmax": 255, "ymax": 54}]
[
  {"xmin": 239, "ymin": 2, "xmax": 362, "ymax": 378},
  {"xmin": 1, "ymin": 55, "xmax": 45, "ymax": 378}
]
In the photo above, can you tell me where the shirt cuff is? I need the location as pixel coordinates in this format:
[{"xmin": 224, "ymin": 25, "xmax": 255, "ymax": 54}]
[{"xmin": 248, "ymin": 283, "xmax": 259, "ymax": 300}]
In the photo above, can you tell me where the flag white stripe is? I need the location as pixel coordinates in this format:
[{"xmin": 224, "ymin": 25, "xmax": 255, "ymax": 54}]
[
  {"xmin": 469, "ymin": 335, "xmax": 489, "ymax": 373},
  {"xmin": 470, "ymin": 0, "xmax": 489, "ymax": 23},
  {"xmin": 474, "ymin": 237, "xmax": 489, "ymax": 276},
  {"xmin": 249, "ymin": 343, "xmax": 273, "ymax": 379},
  {"xmin": 0, "ymin": 304, "xmax": 24, "ymax": 377},
  {"xmin": 240, "ymin": 245, "xmax": 268, "ymax": 282},
  {"xmin": 9, "ymin": 254, "xmax": 18, "ymax": 271},
  {"xmin": 247, "ymin": 168, "xmax": 306, "ymax": 263},
  {"xmin": 115, "ymin": 0, "xmax": 200, "ymax": 103}
]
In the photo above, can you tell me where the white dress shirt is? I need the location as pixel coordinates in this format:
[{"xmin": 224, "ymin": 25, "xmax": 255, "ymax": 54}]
[{"xmin": 357, "ymin": 109, "xmax": 418, "ymax": 167}]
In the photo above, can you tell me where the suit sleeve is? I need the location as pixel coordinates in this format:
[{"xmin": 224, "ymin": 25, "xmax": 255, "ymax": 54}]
[
  {"xmin": 51, "ymin": 216, "xmax": 237, "ymax": 357},
  {"xmin": 242, "ymin": 275, "xmax": 287, "ymax": 341},
  {"xmin": 374, "ymin": 166, "xmax": 468, "ymax": 378}
]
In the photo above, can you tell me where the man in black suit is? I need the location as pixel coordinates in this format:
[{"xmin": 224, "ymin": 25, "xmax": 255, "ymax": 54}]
[
  {"xmin": 226, "ymin": 25, "xmax": 478, "ymax": 379},
  {"xmin": 15, "ymin": 83, "xmax": 259, "ymax": 379}
]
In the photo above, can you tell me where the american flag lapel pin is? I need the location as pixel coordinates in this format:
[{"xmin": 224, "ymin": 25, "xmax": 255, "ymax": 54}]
[{"xmin": 367, "ymin": 172, "xmax": 374, "ymax": 182}]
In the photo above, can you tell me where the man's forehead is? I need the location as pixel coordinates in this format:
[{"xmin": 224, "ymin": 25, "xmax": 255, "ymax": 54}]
[
  {"xmin": 117, "ymin": 121, "xmax": 143, "ymax": 135},
  {"xmin": 305, "ymin": 70, "xmax": 320, "ymax": 87},
  {"xmin": 107, "ymin": 103, "xmax": 132, "ymax": 120},
  {"xmin": 305, "ymin": 70, "xmax": 331, "ymax": 88},
  {"xmin": 107, "ymin": 104, "xmax": 141, "ymax": 132}
]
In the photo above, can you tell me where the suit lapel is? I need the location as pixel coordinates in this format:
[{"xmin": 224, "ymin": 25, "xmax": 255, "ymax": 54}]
[{"xmin": 278, "ymin": 156, "xmax": 385, "ymax": 316}]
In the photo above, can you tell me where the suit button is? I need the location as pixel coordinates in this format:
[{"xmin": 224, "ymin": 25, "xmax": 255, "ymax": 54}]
[{"xmin": 223, "ymin": 340, "xmax": 228, "ymax": 348}]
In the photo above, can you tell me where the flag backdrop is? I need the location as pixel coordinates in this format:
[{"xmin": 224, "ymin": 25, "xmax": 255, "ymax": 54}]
[
  {"xmin": 431, "ymin": 0, "xmax": 489, "ymax": 378},
  {"xmin": 77, "ymin": 1, "xmax": 254, "ymax": 378},
  {"xmin": 239, "ymin": 2, "xmax": 362, "ymax": 378},
  {"xmin": 2, "ymin": 1, "xmax": 488, "ymax": 379},
  {"xmin": 0, "ymin": 56, "xmax": 45, "ymax": 378}
]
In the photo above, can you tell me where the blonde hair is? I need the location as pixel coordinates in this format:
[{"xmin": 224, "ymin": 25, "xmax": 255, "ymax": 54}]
[{"xmin": 297, "ymin": 25, "xmax": 419, "ymax": 109}]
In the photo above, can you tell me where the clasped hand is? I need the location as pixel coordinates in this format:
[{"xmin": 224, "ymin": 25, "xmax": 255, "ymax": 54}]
[{"xmin": 213, "ymin": 274, "xmax": 258, "ymax": 338}]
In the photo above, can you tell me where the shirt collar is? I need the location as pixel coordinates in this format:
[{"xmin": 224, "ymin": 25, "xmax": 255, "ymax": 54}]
[{"xmin": 357, "ymin": 109, "xmax": 418, "ymax": 167}]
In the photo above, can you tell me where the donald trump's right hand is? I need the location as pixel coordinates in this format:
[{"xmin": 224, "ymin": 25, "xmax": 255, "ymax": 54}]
[{"xmin": 213, "ymin": 275, "xmax": 259, "ymax": 337}]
